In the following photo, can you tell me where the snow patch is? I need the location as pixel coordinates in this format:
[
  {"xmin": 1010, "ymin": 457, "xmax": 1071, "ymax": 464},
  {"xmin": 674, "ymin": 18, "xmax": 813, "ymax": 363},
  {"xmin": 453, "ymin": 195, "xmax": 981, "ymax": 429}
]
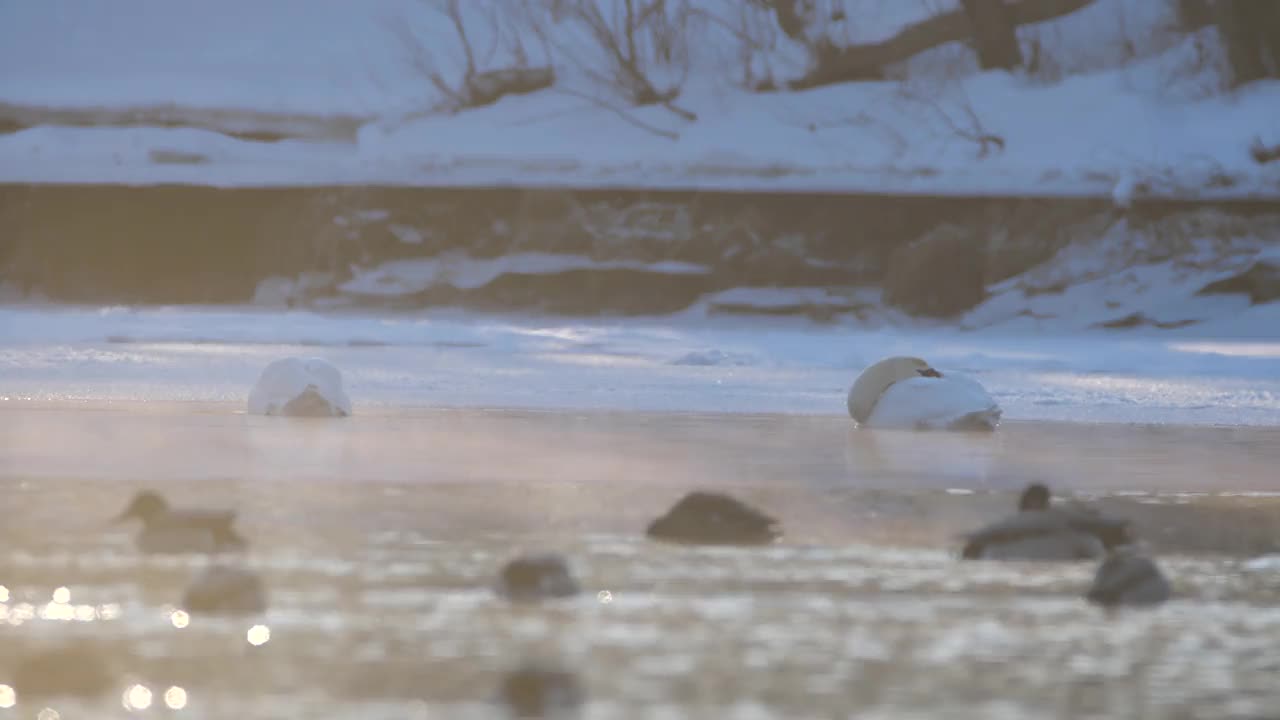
[
  {"xmin": 252, "ymin": 272, "xmax": 337, "ymax": 308},
  {"xmin": 670, "ymin": 349, "xmax": 758, "ymax": 367},
  {"xmin": 339, "ymin": 253, "xmax": 710, "ymax": 298},
  {"xmin": 966, "ymin": 213, "xmax": 1280, "ymax": 335},
  {"xmin": 1242, "ymin": 555, "xmax": 1280, "ymax": 572},
  {"xmin": 0, "ymin": 3, "xmax": 1276, "ymax": 197},
  {"xmin": 387, "ymin": 224, "xmax": 424, "ymax": 245}
]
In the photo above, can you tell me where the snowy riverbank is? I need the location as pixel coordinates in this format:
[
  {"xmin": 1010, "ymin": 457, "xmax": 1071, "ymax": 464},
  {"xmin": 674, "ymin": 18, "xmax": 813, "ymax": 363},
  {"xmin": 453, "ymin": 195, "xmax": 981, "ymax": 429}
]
[{"xmin": 2, "ymin": 305, "xmax": 1278, "ymax": 426}]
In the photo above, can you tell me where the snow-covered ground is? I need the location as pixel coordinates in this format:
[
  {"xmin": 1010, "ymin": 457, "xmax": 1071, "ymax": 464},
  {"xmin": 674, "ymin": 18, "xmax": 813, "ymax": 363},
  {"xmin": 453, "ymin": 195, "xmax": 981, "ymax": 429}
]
[
  {"xmin": 1, "ymin": 0, "xmax": 1277, "ymax": 196},
  {"xmin": 1, "ymin": 2, "xmax": 1277, "ymax": 427},
  {"xmin": 2, "ymin": 305, "xmax": 1278, "ymax": 426},
  {"xmin": 290, "ymin": 218, "xmax": 1280, "ymax": 337}
]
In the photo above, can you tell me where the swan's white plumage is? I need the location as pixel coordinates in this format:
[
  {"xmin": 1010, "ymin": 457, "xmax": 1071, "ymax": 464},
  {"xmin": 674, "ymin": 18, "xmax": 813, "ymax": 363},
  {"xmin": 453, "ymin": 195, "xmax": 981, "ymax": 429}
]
[
  {"xmin": 848, "ymin": 356, "xmax": 1000, "ymax": 430},
  {"xmin": 865, "ymin": 374, "xmax": 1000, "ymax": 429},
  {"xmin": 248, "ymin": 357, "xmax": 351, "ymax": 417}
]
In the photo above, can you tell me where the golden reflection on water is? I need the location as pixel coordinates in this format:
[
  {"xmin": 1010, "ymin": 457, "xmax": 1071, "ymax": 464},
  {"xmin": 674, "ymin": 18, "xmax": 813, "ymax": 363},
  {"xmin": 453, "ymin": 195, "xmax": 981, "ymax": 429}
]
[
  {"xmin": 247, "ymin": 624, "xmax": 271, "ymax": 646},
  {"xmin": 122, "ymin": 684, "xmax": 152, "ymax": 711},
  {"xmin": 3, "ymin": 589, "xmax": 119, "ymax": 624},
  {"xmin": 2, "ymin": 408, "xmax": 1280, "ymax": 717},
  {"xmin": 163, "ymin": 686, "xmax": 188, "ymax": 710}
]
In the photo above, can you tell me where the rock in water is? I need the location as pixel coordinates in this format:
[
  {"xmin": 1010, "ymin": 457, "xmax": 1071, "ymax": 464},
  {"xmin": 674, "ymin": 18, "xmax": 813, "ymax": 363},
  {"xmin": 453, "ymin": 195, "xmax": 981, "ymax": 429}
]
[
  {"xmin": 646, "ymin": 491, "xmax": 780, "ymax": 546},
  {"xmin": 248, "ymin": 356, "xmax": 351, "ymax": 417},
  {"xmin": 1086, "ymin": 550, "xmax": 1172, "ymax": 608},
  {"xmin": 495, "ymin": 554, "xmax": 580, "ymax": 602},
  {"xmin": 883, "ymin": 224, "xmax": 986, "ymax": 318}
]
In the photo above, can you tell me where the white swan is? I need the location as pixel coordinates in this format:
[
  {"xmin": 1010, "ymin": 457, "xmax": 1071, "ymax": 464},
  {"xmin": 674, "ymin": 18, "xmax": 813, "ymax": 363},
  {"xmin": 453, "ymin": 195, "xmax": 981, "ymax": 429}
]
[
  {"xmin": 847, "ymin": 356, "xmax": 1001, "ymax": 430},
  {"xmin": 248, "ymin": 357, "xmax": 351, "ymax": 417}
]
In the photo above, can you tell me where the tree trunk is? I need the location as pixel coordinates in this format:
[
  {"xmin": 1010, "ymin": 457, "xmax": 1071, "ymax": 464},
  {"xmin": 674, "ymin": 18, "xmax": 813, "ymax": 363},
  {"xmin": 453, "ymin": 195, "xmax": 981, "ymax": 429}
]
[
  {"xmin": 781, "ymin": 0, "xmax": 1094, "ymax": 91},
  {"xmin": 962, "ymin": 0, "xmax": 1024, "ymax": 69},
  {"xmin": 1214, "ymin": 0, "xmax": 1280, "ymax": 86}
]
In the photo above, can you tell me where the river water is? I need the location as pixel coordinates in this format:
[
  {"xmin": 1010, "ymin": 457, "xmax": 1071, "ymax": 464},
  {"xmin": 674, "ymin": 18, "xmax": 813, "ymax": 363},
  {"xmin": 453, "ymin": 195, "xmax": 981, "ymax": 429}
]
[{"xmin": 2, "ymin": 403, "xmax": 1279, "ymax": 719}]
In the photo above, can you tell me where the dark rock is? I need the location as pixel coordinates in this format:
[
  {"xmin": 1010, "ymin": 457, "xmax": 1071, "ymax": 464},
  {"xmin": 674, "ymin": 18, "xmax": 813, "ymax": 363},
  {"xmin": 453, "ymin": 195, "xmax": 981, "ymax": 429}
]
[
  {"xmin": 1086, "ymin": 551, "xmax": 1172, "ymax": 608},
  {"xmin": 647, "ymin": 491, "xmax": 780, "ymax": 546},
  {"xmin": 883, "ymin": 224, "xmax": 987, "ymax": 317},
  {"xmin": 1196, "ymin": 259, "xmax": 1280, "ymax": 304},
  {"xmin": 496, "ymin": 665, "xmax": 583, "ymax": 718},
  {"xmin": 495, "ymin": 554, "xmax": 580, "ymax": 602}
]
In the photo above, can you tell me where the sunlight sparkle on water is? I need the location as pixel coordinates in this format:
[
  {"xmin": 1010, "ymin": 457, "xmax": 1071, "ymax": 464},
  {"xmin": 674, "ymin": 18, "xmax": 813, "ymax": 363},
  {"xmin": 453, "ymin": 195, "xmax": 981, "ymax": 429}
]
[
  {"xmin": 123, "ymin": 684, "xmax": 152, "ymax": 710},
  {"xmin": 164, "ymin": 686, "xmax": 188, "ymax": 710},
  {"xmin": 1170, "ymin": 341, "xmax": 1280, "ymax": 358},
  {"xmin": 248, "ymin": 624, "xmax": 271, "ymax": 645},
  {"xmin": 0, "ymin": 685, "xmax": 14, "ymax": 709},
  {"xmin": 170, "ymin": 609, "xmax": 190, "ymax": 628}
]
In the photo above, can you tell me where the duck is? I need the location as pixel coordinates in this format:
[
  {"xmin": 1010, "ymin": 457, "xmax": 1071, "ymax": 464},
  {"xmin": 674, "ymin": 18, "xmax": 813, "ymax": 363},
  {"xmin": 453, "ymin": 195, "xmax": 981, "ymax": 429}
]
[
  {"xmin": 646, "ymin": 491, "xmax": 781, "ymax": 546},
  {"xmin": 847, "ymin": 356, "xmax": 1001, "ymax": 431},
  {"xmin": 495, "ymin": 664, "xmax": 583, "ymax": 719},
  {"xmin": 248, "ymin": 356, "xmax": 351, "ymax": 417},
  {"xmin": 113, "ymin": 490, "xmax": 248, "ymax": 554},
  {"xmin": 961, "ymin": 483, "xmax": 1133, "ymax": 561},
  {"xmin": 1086, "ymin": 548, "xmax": 1172, "ymax": 608},
  {"xmin": 182, "ymin": 565, "xmax": 268, "ymax": 615},
  {"xmin": 494, "ymin": 554, "xmax": 580, "ymax": 602}
]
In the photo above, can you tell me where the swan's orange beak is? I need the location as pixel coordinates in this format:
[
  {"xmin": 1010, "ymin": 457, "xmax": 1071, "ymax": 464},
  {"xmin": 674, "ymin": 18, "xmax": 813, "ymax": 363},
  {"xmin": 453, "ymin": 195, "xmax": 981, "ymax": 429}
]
[{"xmin": 918, "ymin": 368, "xmax": 943, "ymax": 378}]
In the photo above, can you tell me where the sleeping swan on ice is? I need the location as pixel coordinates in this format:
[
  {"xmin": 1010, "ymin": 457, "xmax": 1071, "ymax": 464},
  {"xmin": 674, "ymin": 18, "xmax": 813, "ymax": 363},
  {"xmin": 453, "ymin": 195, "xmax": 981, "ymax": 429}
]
[
  {"xmin": 248, "ymin": 357, "xmax": 352, "ymax": 417},
  {"xmin": 847, "ymin": 356, "xmax": 1001, "ymax": 431}
]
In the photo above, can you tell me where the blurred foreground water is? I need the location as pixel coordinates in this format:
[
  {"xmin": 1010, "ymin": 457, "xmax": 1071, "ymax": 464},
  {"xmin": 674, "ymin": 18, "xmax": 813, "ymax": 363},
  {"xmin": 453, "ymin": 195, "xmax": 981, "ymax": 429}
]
[{"xmin": 2, "ymin": 403, "xmax": 1279, "ymax": 719}]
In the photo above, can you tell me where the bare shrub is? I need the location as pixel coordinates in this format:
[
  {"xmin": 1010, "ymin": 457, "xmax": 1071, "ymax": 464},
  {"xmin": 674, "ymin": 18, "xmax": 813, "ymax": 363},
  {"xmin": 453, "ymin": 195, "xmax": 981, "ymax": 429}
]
[
  {"xmin": 392, "ymin": 0, "xmax": 555, "ymax": 113},
  {"xmin": 536, "ymin": 0, "xmax": 700, "ymax": 123},
  {"xmin": 686, "ymin": 0, "xmax": 793, "ymax": 90}
]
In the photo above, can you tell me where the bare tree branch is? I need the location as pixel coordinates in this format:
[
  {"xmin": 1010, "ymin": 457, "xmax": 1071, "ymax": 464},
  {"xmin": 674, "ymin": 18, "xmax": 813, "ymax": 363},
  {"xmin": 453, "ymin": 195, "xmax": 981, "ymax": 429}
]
[
  {"xmin": 395, "ymin": 1, "xmax": 556, "ymax": 113},
  {"xmin": 440, "ymin": 0, "xmax": 477, "ymax": 79},
  {"xmin": 554, "ymin": 86, "xmax": 679, "ymax": 140},
  {"xmin": 545, "ymin": 0, "xmax": 696, "ymax": 119},
  {"xmin": 776, "ymin": 0, "xmax": 1096, "ymax": 90},
  {"xmin": 897, "ymin": 83, "xmax": 1005, "ymax": 159}
]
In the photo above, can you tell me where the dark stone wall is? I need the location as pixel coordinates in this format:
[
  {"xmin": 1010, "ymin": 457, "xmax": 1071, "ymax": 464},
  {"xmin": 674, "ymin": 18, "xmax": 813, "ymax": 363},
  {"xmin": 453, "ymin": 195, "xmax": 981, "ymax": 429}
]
[{"xmin": 0, "ymin": 183, "xmax": 1274, "ymax": 315}]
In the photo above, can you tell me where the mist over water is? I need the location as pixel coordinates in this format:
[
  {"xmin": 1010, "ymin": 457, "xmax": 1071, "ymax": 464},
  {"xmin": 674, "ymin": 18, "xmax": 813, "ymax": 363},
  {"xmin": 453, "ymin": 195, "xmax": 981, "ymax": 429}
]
[{"xmin": 3, "ymin": 404, "xmax": 1279, "ymax": 718}]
